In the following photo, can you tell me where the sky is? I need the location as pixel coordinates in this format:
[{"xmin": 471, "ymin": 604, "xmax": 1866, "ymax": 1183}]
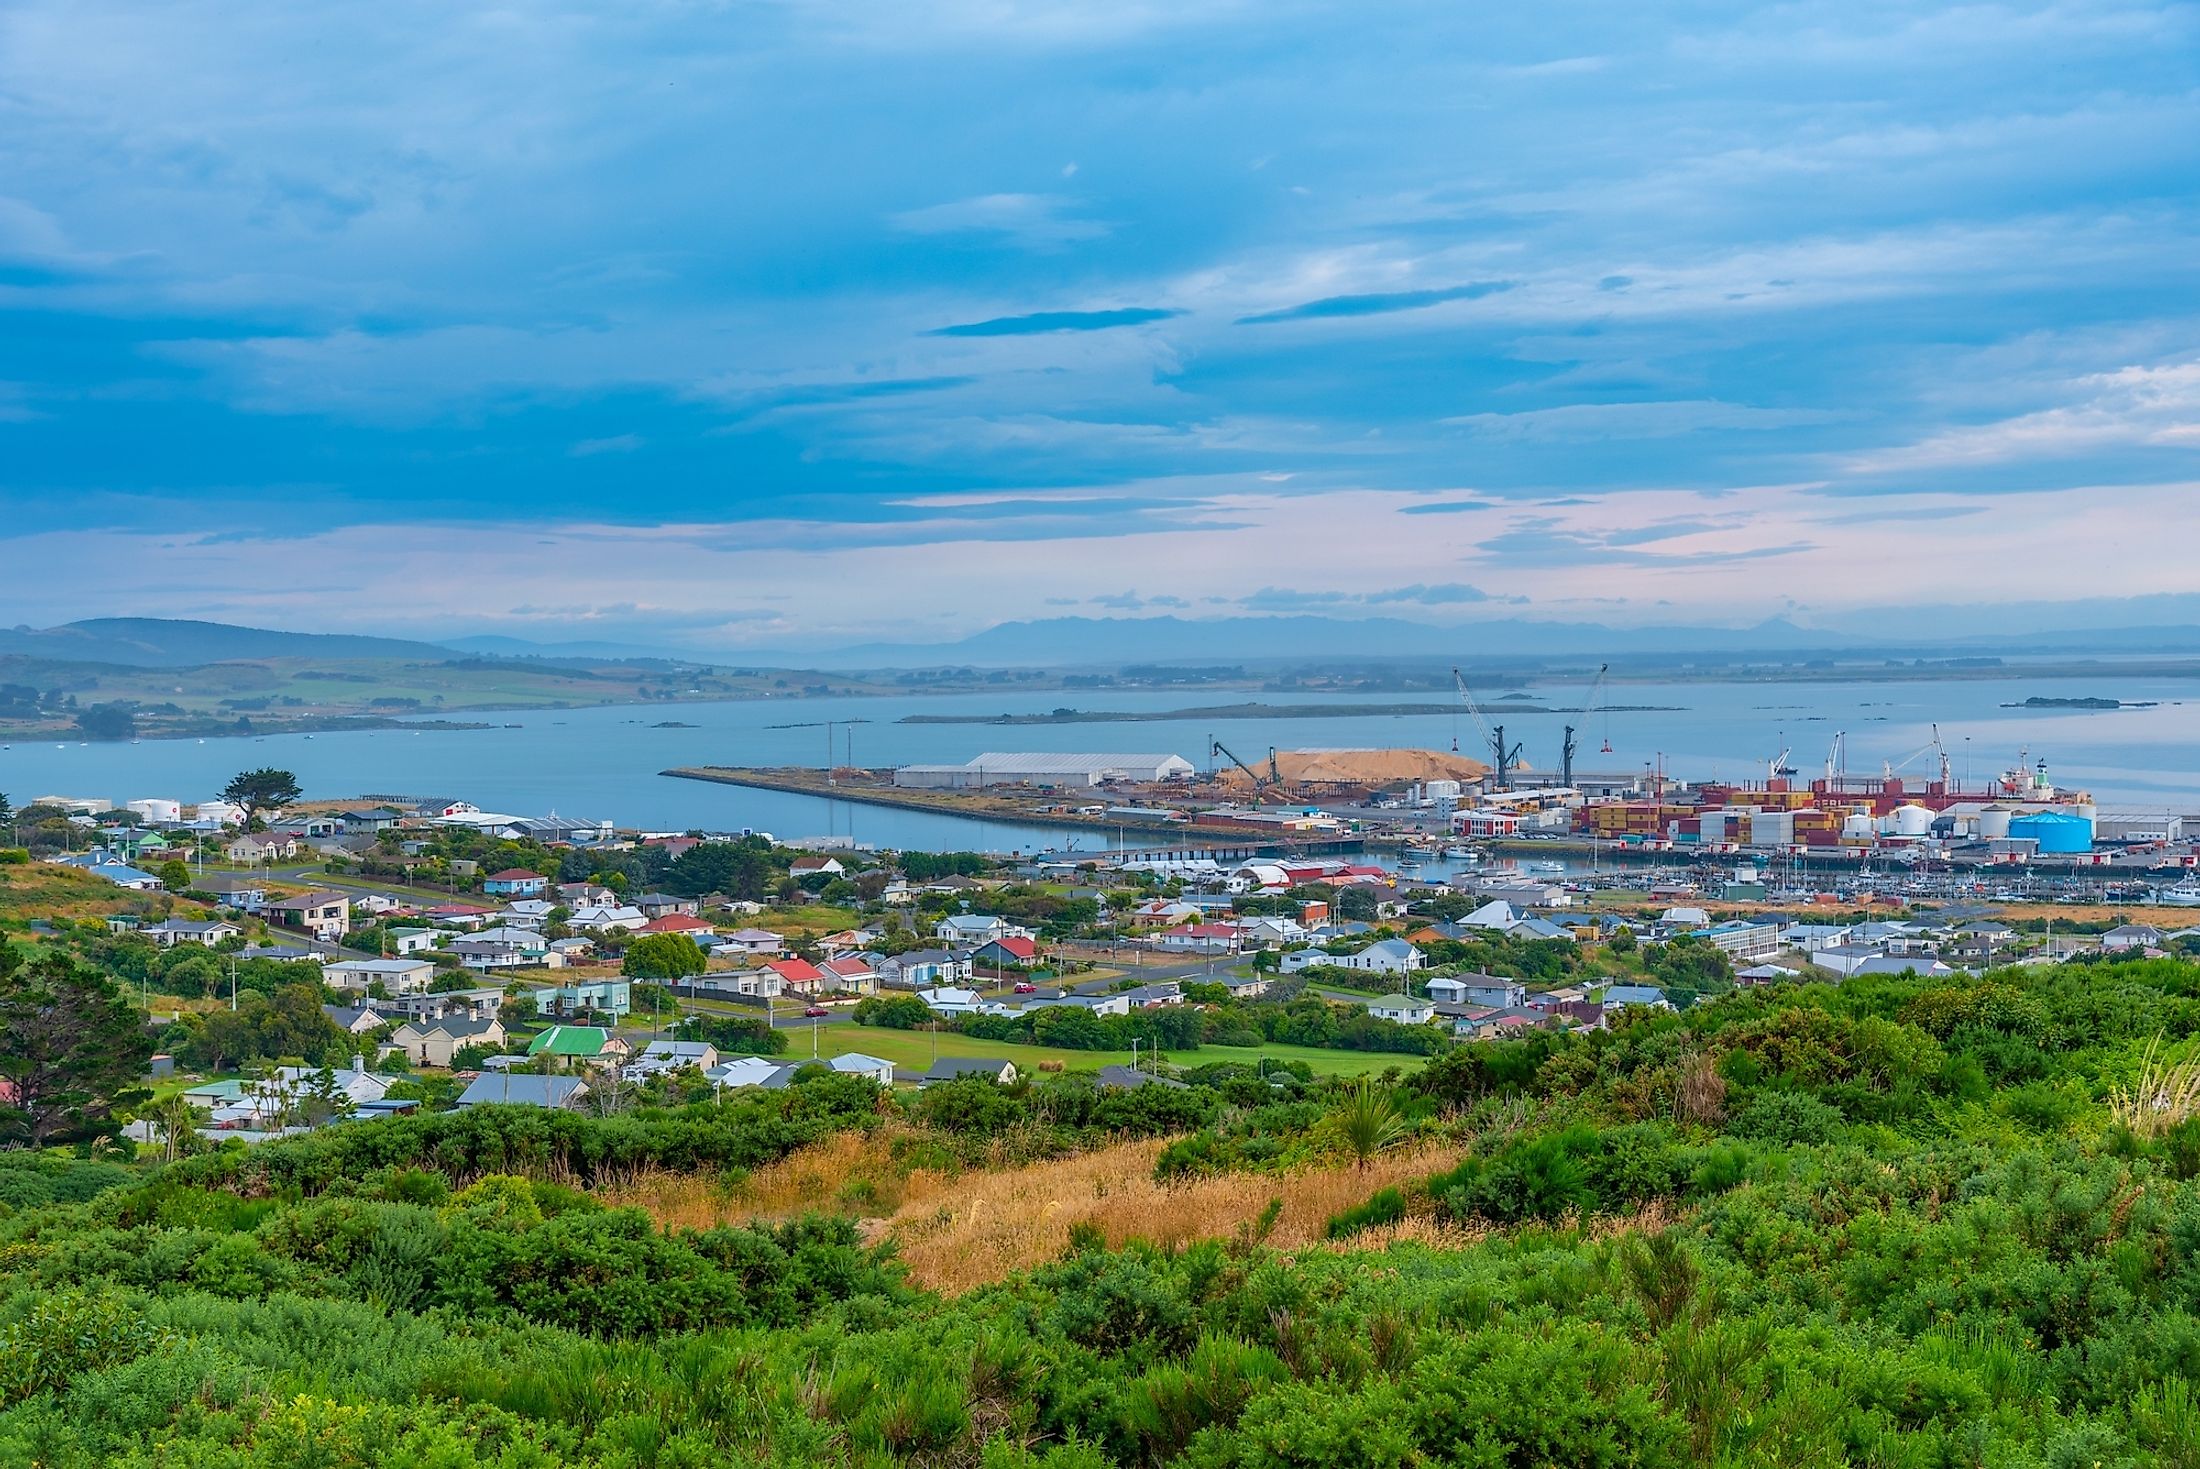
[{"xmin": 2, "ymin": 0, "xmax": 2197, "ymax": 653}]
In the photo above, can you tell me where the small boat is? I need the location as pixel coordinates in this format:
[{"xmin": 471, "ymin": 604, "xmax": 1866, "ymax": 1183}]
[{"xmin": 2156, "ymin": 879, "xmax": 2200, "ymax": 908}]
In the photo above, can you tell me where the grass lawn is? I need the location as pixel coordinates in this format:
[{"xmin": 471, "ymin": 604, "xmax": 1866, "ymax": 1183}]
[
  {"xmin": 809, "ymin": 1023, "xmax": 1422, "ymax": 1078},
  {"xmin": 762, "ymin": 905, "xmax": 862, "ymax": 934}
]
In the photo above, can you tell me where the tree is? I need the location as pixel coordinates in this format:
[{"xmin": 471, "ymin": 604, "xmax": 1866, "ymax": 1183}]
[
  {"xmin": 74, "ymin": 704, "xmax": 137, "ymax": 741},
  {"xmin": 0, "ymin": 947, "xmax": 155, "ymax": 1147},
  {"xmin": 218, "ymin": 768, "xmax": 302, "ymax": 827},
  {"xmin": 158, "ymin": 858, "xmax": 192, "ymax": 892},
  {"xmin": 622, "ymin": 933, "xmax": 708, "ymax": 981},
  {"xmin": 1328, "ymin": 1076, "xmax": 1409, "ymax": 1171},
  {"xmin": 0, "ymin": 793, "xmax": 11, "ymax": 825}
]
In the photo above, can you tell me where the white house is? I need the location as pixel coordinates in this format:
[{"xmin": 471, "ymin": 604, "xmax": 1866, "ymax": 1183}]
[
  {"xmin": 323, "ymin": 957, "xmax": 437, "ymax": 996},
  {"xmin": 1367, "ymin": 993, "xmax": 1437, "ymax": 1025},
  {"xmin": 568, "ymin": 904, "xmax": 648, "ymax": 934},
  {"xmin": 140, "ymin": 918, "xmax": 243, "ymax": 949},
  {"xmin": 935, "ymin": 914, "xmax": 1025, "ymax": 945},
  {"xmin": 1339, "ymin": 939, "xmax": 1424, "ymax": 975},
  {"xmin": 829, "ymin": 1052, "xmax": 896, "ymax": 1087},
  {"xmin": 918, "ymin": 985, "xmax": 985, "ymax": 1015}
]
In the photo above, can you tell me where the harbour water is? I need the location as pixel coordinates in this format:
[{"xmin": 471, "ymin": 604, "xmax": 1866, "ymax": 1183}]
[{"xmin": 4, "ymin": 673, "xmax": 2198, "ymax": 853}]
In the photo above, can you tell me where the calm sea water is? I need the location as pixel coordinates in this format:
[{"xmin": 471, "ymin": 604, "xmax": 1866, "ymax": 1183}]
[{"xmin": 4, "ymin": 673, "xmax": 2197, "ymax": 853}]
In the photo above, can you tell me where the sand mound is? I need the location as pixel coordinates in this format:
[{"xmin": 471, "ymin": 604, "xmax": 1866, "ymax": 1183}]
[{"xmin": 1216, "ymin": 747, "xmax": 1489, "ymax": 788}]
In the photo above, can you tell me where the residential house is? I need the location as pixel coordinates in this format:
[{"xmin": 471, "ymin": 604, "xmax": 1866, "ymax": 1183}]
[
  {"xmin": 766, "ymin": 957, "xmax": 828, "ymax": 994},
  {"xmin": 504, "ymin": 899, "xmax": 557, "ymax": 925},
  {"xmin": 322, "ymin": 957, "xmax": 435, "ymax": 996},
  {"xmin": 2102, "ymin": 923, "xmax": 2163, "ymax": 953},
  {"xmin": 449, "ymin": 926, "xmax": 550, "ymax": 971},
  {"xmin": 707, "ymin": 1056, "xmax": 799, "ymax": 1090},
  {"xmin": 1848, "ymin": 955, "xmax": 1958, "ymax": 980},
  {"xmin": 1811, "ymin": 942, "xmax": 1890, "ymax": 979},
  {"xmin": 1458, "ymin": 899, "xmax": 1525, "ymax": 932},
  {"xmin": 376, "ymin": 988, "xmax": 504, "ymax": 1024},
  {"xmin": 270, "ymin": 890, "xmax": 350, "ymax": 941},
  {"xmin": 1599, "ymin": 984, "xmax": 1673, "ymax": 1012},
  {"xmin": 1123, "ymin": 981, "xmax": 1184, "ymax": 1007},
  {"xmin": 481, "ymin": 868, "xmax": 548, "ymax": 898},
  {"xmin": 339, "ymin": 807, "xmax": 407, "ymax": 834},
  {"xmin": 713, "ymin": 926, "xmax": 785, "ymax": 957},
  {"xmin": 819, "ymin": 955, "xmax": 878, "ymax": 995},
  {"xmin": 140, "ymin": 917, "xmax": 242, "ymax": 949},
  {"xmin": 637, "ymin": 1039, "xmax": 720, "ymax": 1072},
  {"xmin": 790, "ymin": 855, "xmax": 846, "ymax": 878},
  {"xmin": 456, "ymin": 1073, "xmax": 588, "ymax": 1109},
  {"xmin": 921, "ymin": 1056, "xmax": 1018, "ymax": 1086},
  {"xmin": 198, "ymin": 876, "xmax": 269, "ymax": 912},
  {"xmin": 385, "ymin": 927, "xmax": 437, "ymax": 956},
  {"xmin": 1452, "ymin": 1006, "xmax": 1557, "ymax": 1041},
  {"xmin": 392, "ymin": 1016, "xmax": 507, "ymax": 1068},
  {"xmin": 526, "ymin": 1025, "xmax": 629, "ymax": 1065},
  {"xmin": 424, "ymin": 902, "xmax": 500, "ymax": 930},
  {"xmin": 89, "ymin": 862, "xmax": 164, "ymax": 891},
  {"xmin": 530, "ymin": 979, "xmax": 633, "ymax": 1020},
  {"xmin": 322, "ymin": 1003, "xmax": 388, "ymax": 1036},
  {"xmin": 1737, "ymin": 963, "xmax": 1803, "ymax": 986},
  {"xmin": 223, "ymin": 832, "xmax": 299, "ymax": 864},
  {"xmin": 873, "ymin": 949, "xmax": 971, "ymax": 989},
  {"xmin": 638, "ymin": 913, "xmax": 717, "ymax": 940},
  {"xmin": 1338, "ymin": 939, "xmax": 1424, "ymax": 975},
  {"xmin": 569, "ymin": 904, "xmax": 648, "ymax": 934},
  {"xmin": 1096, "ymin": 1064, "xmax": 1189, "ymax": 1090},
  {"xmin": 635, "ymin": 892, "xmax": 701, "ymax": 918},
  {"xmin": 918, "ymin": 985, "xmax": 985, "ymax": 1015},
  {"xmin": 1235, "ymin": 916, "xmax": 1308, "ymax": 947},
  {"xmin": 686, "ymin": 968, "xmax": 782, "ymax": 999},
  {"xmin": 1367, "ymin": 993, "xmax": 1437, "ymax": 1025},
  {"xmin": 1153, "ymin": 923, "xmax": 1241, "ymax": 954},
  {"xmin": 1426, "ymin": 973, "xmax": 1526, "ymax": 1008},
  {"xmin": 828, "ymin": 1052, "xmax": 896, "ymax": 1088},
  {"xmin": 1691, "ymin": 920, "xmax": 1784, "ymax": 962},
  {"xmin": 973, "ymin": 935, "xmax": 1041, "ymax": 969},
  {"xmin": 1131, "ymin": 899, "xmax": 1203, "ymax": 926},
  {"xmin": 557, "ymin": 882, "xmax": 619, "ymax": 908},
  {"xmin": 935, "ymin": 913, "xmax": 1023, "ymax": 945},
  {"xmin": 1279, "ymin": 947, "xmax": 1342, "ymax": 974}
]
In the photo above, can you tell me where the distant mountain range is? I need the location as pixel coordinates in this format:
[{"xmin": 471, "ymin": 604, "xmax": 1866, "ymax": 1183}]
[
  {"xmin": 830, "ymin": 614, "xmax": 1850, "ymax": 667},
  {"xmin": 5, "ymin": 612, "xmax": 2200, "ymax": 673},
  {"xmin": 0, "ymin": 618, "xmax": 454, "ymax": 668}
]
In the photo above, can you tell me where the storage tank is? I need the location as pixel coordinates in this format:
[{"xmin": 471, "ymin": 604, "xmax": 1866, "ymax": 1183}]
[
  {"xmin": 1892, "ymin": 803, "xmax": 1933, "ymax": 838},
  {"xmin": 1977, "ymin": 806, "xmax": 2012, "ymax": 841},
  {"xmin": 127, "ymin": 798, "xmax": 182, "ymax": 824},
  {"xmin": 1842, "ymin": 812, "xmax": 1876, "ymax": 839},
  {"xmin": 2009, "ymin": 810, "xmax": 2093, "ymax": 854},
  {"xmin": 1749, "ymin": 810, "xmax": 1795, "ymax": 846}
]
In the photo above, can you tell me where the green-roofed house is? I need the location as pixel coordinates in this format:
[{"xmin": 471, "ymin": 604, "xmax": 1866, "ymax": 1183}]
[{"xmin": 524, "ymin": 1025, "xmax": 629, "ymax": 1067}]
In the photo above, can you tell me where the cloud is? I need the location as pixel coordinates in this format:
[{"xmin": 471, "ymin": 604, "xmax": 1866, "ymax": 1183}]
[
  {"xmin": 928, "ymin": 308, "xmax": 1183, "ymax": 337},
  {"xmin": 1846, "ymin": 359, "xmax": 2200, "ymax": 472},
  {"xmin": 1236, "ymin": 281, "xmax": 1513, "ymax": 325},
  {"xmin": 1236, "ymin": 581, "xmax": 1512, "ymax": 611},
  {"xmin": 889, "ymin": 193, "xmax": 1110, "ymax": 248},
  {"xmin": 1400, "ymin": 498, "xmax": 1500, "ymax": 515},
  {"xmin": 1446, "ymin": 400, "xmax": 1839, "ymax": 441}
]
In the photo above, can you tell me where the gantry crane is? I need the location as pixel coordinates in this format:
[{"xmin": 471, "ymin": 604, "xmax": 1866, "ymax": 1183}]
[
  {"xmin": 1560, "ymin": 662, "xmax": 1610, "ymax": 790},
  {"xmin": 1454, "ymin": 666, "xmax": 1521, "ymax": 790},
  {"xmin": 1210, "ymin": 737, "xmax": 1274, "ymax": 794}
]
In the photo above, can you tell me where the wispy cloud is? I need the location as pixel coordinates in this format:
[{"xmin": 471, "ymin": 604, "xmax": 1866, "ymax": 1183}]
[
  {"xmin": 1236, "ymin": 281, "xmax": 1512, "ymax": 325},
  {"xmin": 889, "ymin": 193, "xmax": 1111, "ymax": 248},
  {"xmin": 928, "ymin": 307, "xmax": 1182, "ymax": 337},
  {"xmin": 1846, "ymin": 359, "xmax": 2200, "ymax": 472}
]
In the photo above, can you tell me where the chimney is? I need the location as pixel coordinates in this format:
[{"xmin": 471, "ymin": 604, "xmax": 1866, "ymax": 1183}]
[{"xmin": 351, "ymin": 1053, "xmax": 364, "ymax": 1074}]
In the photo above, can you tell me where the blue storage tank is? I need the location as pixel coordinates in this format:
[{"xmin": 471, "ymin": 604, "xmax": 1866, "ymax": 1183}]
[{"xmin": 2009, "ymin": 810, "xmax": 2093, "ymax": 854}]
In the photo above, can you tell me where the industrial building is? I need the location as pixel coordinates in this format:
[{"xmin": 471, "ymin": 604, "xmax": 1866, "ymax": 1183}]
[{"xmin": 892, "ymin": 752, "xmax": 1196, "ymax": 790}]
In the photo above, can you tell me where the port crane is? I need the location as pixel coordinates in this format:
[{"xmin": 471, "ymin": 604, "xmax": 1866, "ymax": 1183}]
[
  {"xmin": 1767, "ymin": 741, "xmax": 1797, "ymax": 782},
  {"xmin": 1883, "ymin": 724, "xmax": 1951, "ymax": 785},
  {"xmin": 1560, "ymin": 662, "xmax": 1611, "ymax": 790},
  {"xmin": 1210, "ymin": 737, "xmax": 1278, "ymax": 795},
  {"xmin": 1824, "ymin": 730, "xmax": 1846, "ymax": 783},
  {"xmin": 1453, "ymin": 666, "xmax": 1521, "ymax": 790}
]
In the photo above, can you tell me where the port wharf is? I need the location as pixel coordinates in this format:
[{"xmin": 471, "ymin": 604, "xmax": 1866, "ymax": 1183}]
[{"xmin": 661, "ymin": 765, "xmax": 1366, "ymax": 855}]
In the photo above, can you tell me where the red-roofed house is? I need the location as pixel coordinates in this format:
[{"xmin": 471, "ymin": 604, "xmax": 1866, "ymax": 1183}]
[
  {"xmin": 426, "ymin": 903, "xmax": 500, "ymax": 930},
  {"xmin": 1154, "ymin": 923, "xmax": 1241, "ymax": 954},
  {"xmin": 639, "ymin": 913, "xmax": 717, "ymax": 938},
  {"xmin": 821, "ymin": 955, "xmax": 878, "ymax": 995},
  {"xmin": 790, "ymin": 855, "xmax": 846, "ymax": 877},
  {"xmin": 973, "ymin": 935, "xmax": 1040, "ymax": 968},
  {"xmin": 766, "ymin": 957, "xmax": 827, "ymax": 994},
  {"xmin": 645, "ymin": 836, "xmax": 701, "ymax": 860},
  {"xmin": 483, "ymin": 868, "xmax": 548, "ymax": 898}
]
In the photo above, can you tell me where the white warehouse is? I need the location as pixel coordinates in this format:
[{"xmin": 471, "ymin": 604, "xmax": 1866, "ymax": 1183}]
[{"xmin": 894, "ymin": 752, "xmax": 1196, "ymax": 789}]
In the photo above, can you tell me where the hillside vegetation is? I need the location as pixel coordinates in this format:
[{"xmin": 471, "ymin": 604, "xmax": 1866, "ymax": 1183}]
[{"xmin": 5, "ymin": 955, "xmax": 2200, "ymax": 1465}]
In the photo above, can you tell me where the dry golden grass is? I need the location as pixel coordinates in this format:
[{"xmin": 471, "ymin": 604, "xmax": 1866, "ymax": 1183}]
[
  {"xmin": 871, "ymin": 1138, "xmax": 1464, "ymax": 1294},
  {"xmin": 2110, "ymin": 1034, "xmax": 2200, "ymax": 1139},
  {"xmin": 602, "ymin": 1127, "xmax": 938, "ymax": 1228}
]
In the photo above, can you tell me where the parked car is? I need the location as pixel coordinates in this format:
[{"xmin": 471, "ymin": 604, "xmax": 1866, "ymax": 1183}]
[
  {"xmin": 803, "ymin": 1005, "xmax": 829, "ymax": 1017},
  {"xmin": 1013, "ymin": 982, "xmax": 1038, "ymax": 994}
]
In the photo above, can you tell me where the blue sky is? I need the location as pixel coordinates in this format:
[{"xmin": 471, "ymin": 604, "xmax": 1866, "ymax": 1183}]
[{"xmin": 2, "ymin": 0, "xmax": 2197, "ymax": 650}]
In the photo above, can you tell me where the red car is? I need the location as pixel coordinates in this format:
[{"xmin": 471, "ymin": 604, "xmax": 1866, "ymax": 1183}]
[
  {"xmin": 1013, "ymin": 982, "xmax": 1038, "ymax": 994},
  {"xmin": 803, "ymin": 1005, "xmax": 829, "ymax": 1018}
]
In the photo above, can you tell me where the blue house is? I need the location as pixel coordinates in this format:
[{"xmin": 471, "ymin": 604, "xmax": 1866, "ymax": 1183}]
[
  {"xmin": 528, "ymin": 979, "xmax": 632, "ymax": 1019},
  {"xmin": 483, "ymin": 868, "xmax": 549, "ymax": 898}
]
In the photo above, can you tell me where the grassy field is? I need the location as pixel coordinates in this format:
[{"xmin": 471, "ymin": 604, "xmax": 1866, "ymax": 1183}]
[
  {"xmin": 0, "ymin": 862, "xmax": 141, "ymax": 925},
  {"xmin": 793, "ymin": 1021, "xmax": 1423, "ymax": 1078}
]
